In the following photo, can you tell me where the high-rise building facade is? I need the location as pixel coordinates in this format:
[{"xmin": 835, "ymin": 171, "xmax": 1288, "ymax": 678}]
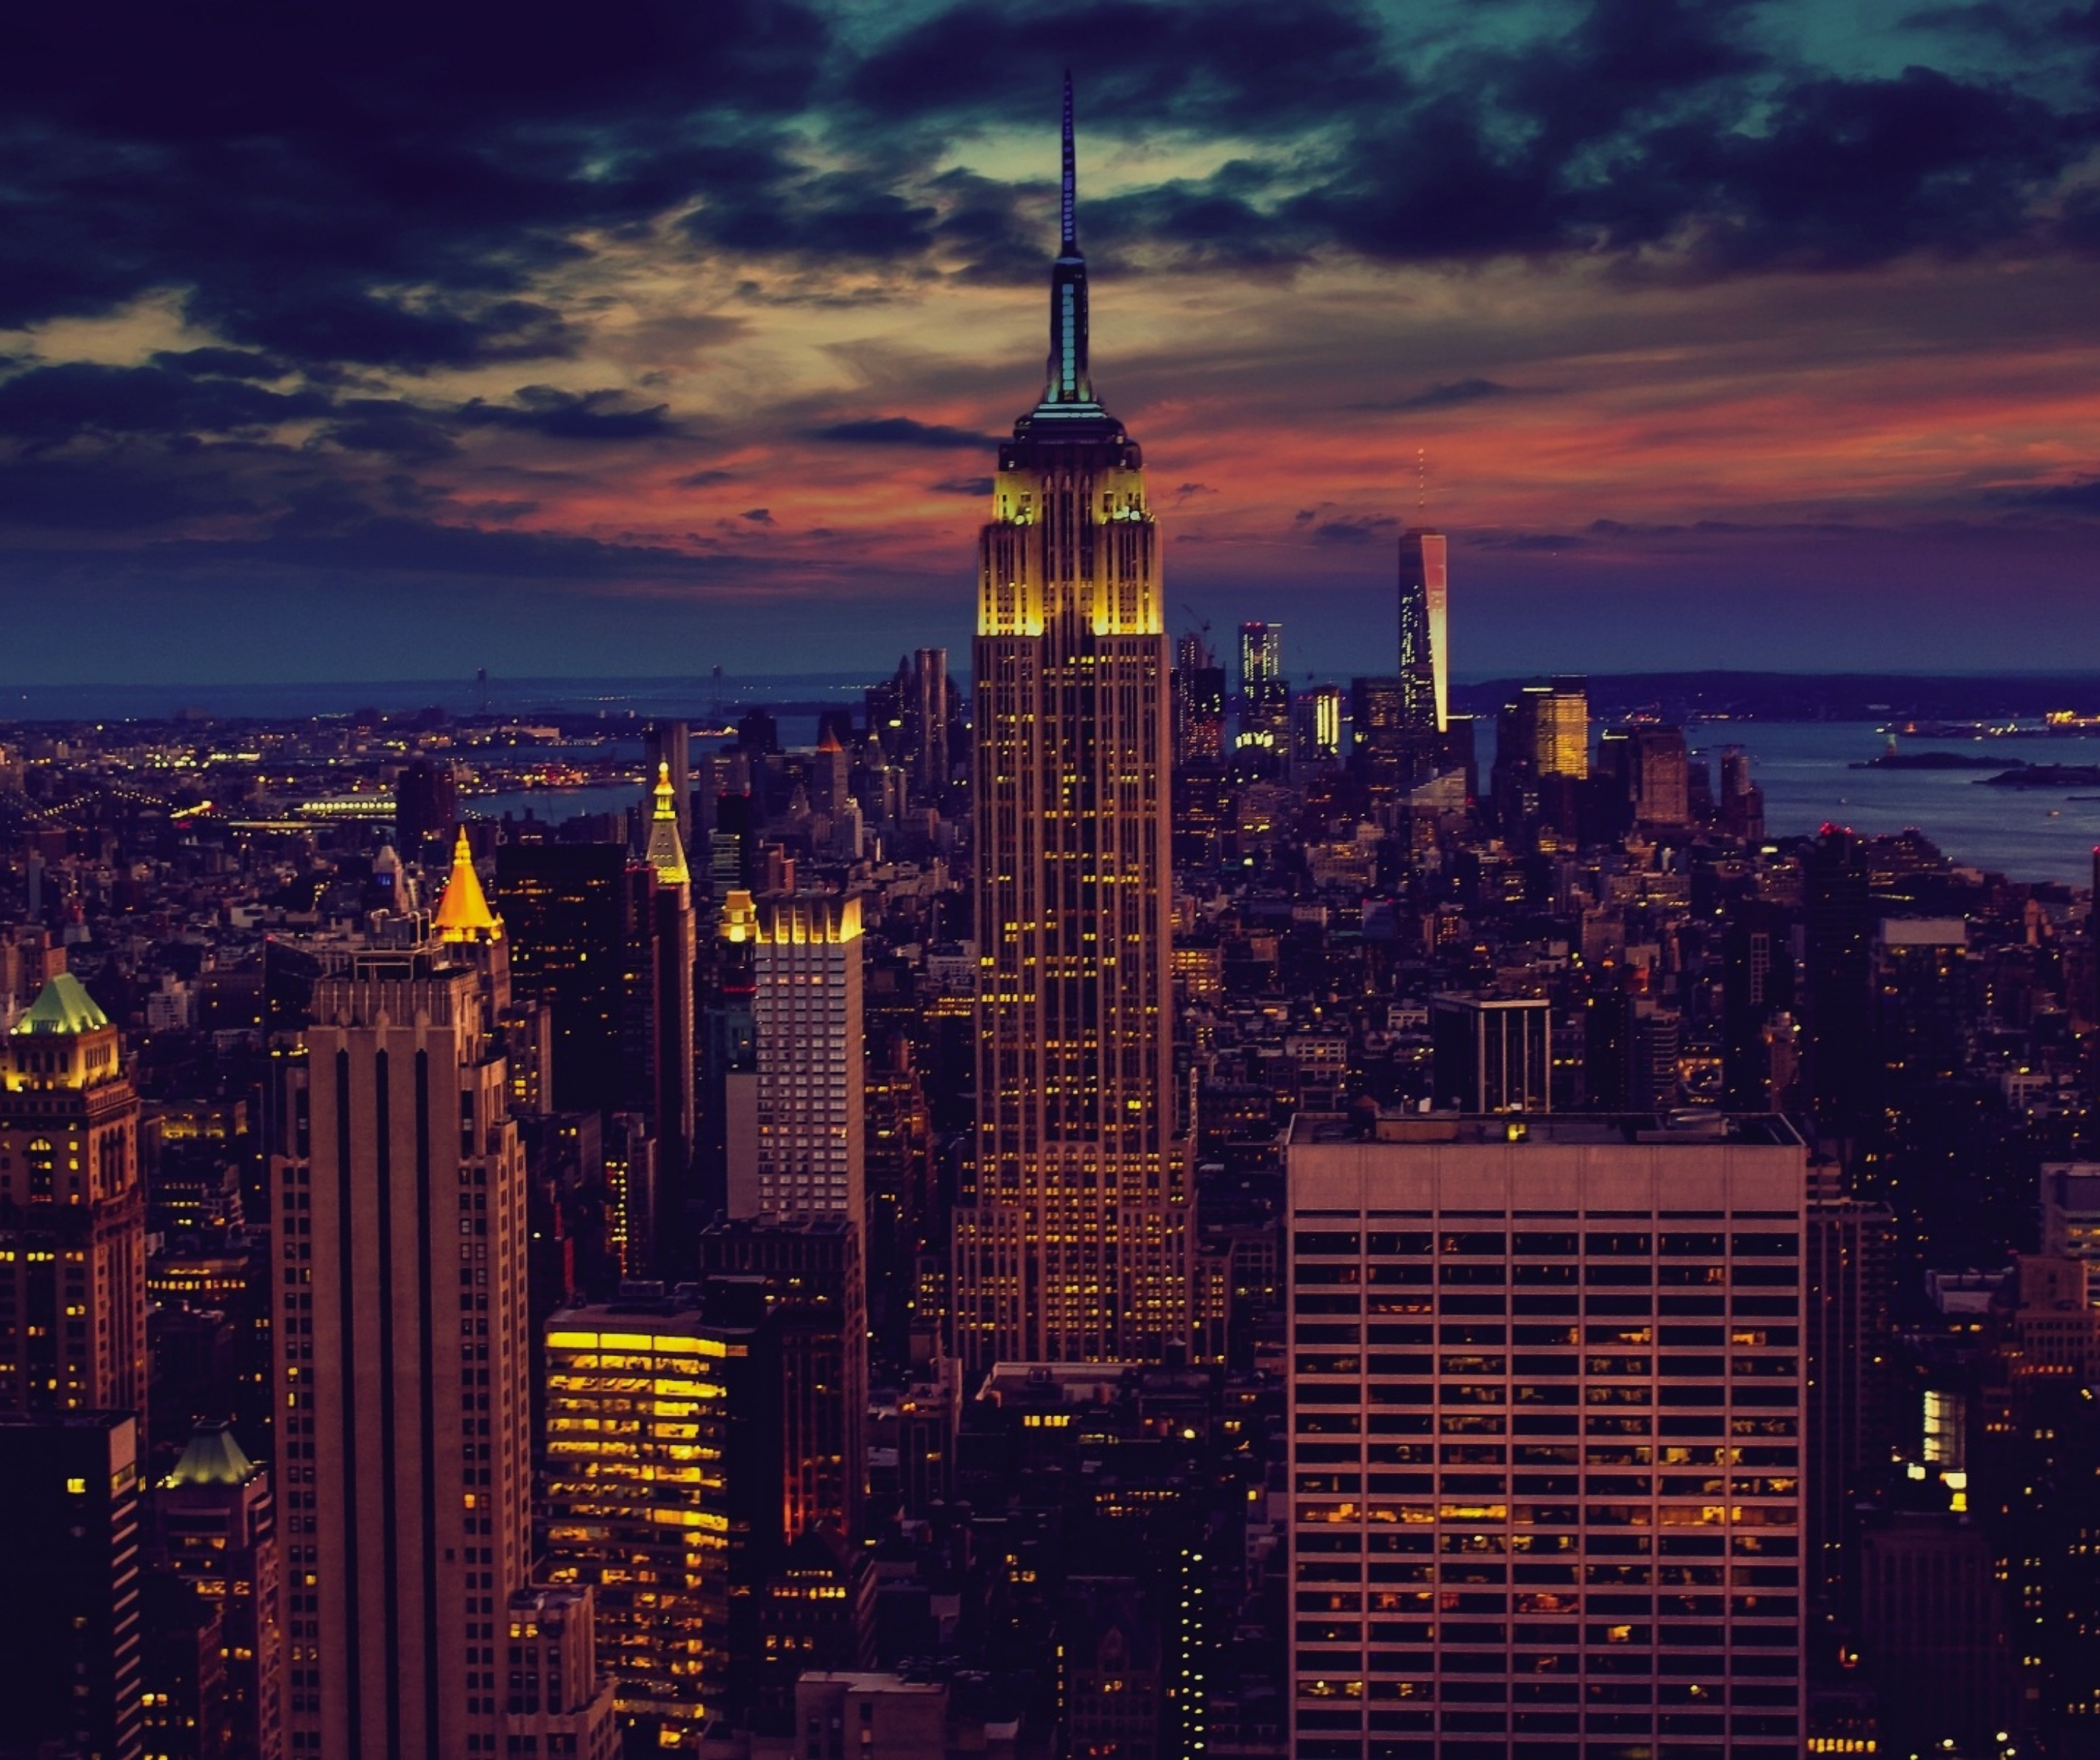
[
  {"xmin": 728, "ymin": 894, "xmax": 864, "ymax": 1225},
  {"xmin": 638, "ymin": 763, "xmax": 698, "ymax": 1264},
  {"xmin": 1239, "ymin": 620, "xmax": 1289, "ymax": 747},
  {"xmin": 0, "ymin": 1410, "xmax": 146, "ymax": 1760},
  {"xmin": 543, "ymin": 1301, "xmax": 776, "ymax": 1745},
  {"xmin": 1286, "ymin": 1111, "xmax": 1808, "ymax": 1760},
  {"xmin": 0, "ymin": 972, "xmax": 146, "ymax": 1420},
  {"xmin": 152, "ymin": 1421, "xmax": 287, "ymax": 1760},
  {"xmin": 1397, "ymin": 528, "xmax": 1448, "ymax": 735},
  {"xmin": 1530, "ymin": 677, "xmax": 1590, "ymax": 779},
  {"xmin": 495, "ymin": 842, "xmax": 628, "ymax": 1116},
  {"xmin": 270, "ymin": 860, "xmax": 531, "ymax": 1760},
  {"xmin": 954, "ymin": 81, "xmax": 1192, "ymax": 1370}
]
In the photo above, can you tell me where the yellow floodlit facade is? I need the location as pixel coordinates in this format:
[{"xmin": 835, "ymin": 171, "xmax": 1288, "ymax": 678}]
[
  {"xmin": 954, "ymin": 80, "xmax": 1192, "ymax": 1372},
  {"xmin": 543, "ymin": 1309, "xmax": 747, "ymax": 1748},
  {"xmin": 0, "ymin": 973, "xmax": 144, "ymax": 1419}
]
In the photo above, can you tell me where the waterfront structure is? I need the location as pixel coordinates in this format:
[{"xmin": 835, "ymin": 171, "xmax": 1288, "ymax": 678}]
[
  {"xmin": 0, "ymin": 1410, "xmax": 146, "ymax": 1760},
  {"xmin": 1285, "ymin": 1111, "xmax": 1808, "ymax": 1759},
  {"xmin": 269, "ymin": 855, "xmax": 532, "ymax": 1760},
  {"xmin": 1397, "ymin": 528, "xmax": 1447, "ymax": 735},
  {"xmin": 1598, "ymin": 725, "xmax": 1691, "ymax": 830},
  {"xmin": 953, "ymin": 80, "xmax": 1192, "ymax": 1370},
  {"xmin": 1530, "ymin": 677, "xmax": 1590, "ymax": 778},
  {"xmin": 0, "ymin": 971, "xmax": 146, "ymax": 1420}
]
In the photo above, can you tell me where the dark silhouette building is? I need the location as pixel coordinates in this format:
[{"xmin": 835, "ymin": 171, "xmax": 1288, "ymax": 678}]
[
  {"xmin": 495, "ymin": 842, "xmax": 628, "ymax": 1116},
  {"xmin": 0, "ymin": 1411, "xmax": 147, "ymax": 1760}
]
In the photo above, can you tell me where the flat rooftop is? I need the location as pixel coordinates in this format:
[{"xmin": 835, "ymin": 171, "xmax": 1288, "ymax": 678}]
[{"xmin": 1289, "ymin": 1110, "xmax": 1803, "ymax": 1150}]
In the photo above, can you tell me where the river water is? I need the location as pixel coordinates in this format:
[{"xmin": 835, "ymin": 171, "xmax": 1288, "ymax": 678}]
[{"xmin": 1693, "ymin": 722, "xmax": 2100, "ymax": 887}]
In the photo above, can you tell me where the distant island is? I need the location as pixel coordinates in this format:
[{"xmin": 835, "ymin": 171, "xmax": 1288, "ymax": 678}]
[
  {"xmin": 1851, "ymin": 751, "xmax": 2008, "ymax": 770},
  {"xmin": 1978, "ymin": 765, "xmax": 2100, "ymax": 789}
]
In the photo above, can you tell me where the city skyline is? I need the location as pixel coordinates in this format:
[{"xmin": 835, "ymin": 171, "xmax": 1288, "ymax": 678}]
[{"xmin": 4, "ymin": 4, "xmax": 2100, "ymax": 682}]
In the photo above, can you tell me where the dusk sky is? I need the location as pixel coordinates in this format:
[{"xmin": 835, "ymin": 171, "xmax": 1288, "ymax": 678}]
[{"xmin": 4, "ymin": 0, "xmax": 2099, "ymax": 687}]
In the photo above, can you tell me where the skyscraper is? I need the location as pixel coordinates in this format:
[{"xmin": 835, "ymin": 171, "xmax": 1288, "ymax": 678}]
[
  {"xmin": 495, "ymin": 842, "xmax": 628, "ymax": 1116},
  {"xmin": 0, "ymin": 971, "xmax": 145, "ymax": 1421},
  {"xmin": 1285, "ymin": 1110, "xmax": 1808, "ymax": 1759},
  {"xmin": 638, "ymin": 763, "xmax": 697, "ymax": 1265},
  {"xmin": 1397, "ymin": 527, "xmax": 1447, "ymax": 734},
  {"xmin": 1530, "ymin": 676, "xmax": 1590, "ymax": 778},
  {"xmin": 909, "ymin": 647, "xmax": 951, "ymax": 802},
  {"xmin": 720, "ymin": 893, "xmax": 870, "ymax": 1543},
  {"xmin": 543, "ymin": 1297, "xmax": 778, "ymax": 1744},
  {"xmin": 0, "ymin": 1411, "xmax": 146, "ymax": 1760},
  {"xmin": 954, "ymin": 79, "xmax": 1192, "ymax": 1370},
  {"xmin": 728, "ymin": 894, "xmax": 864, "ymax": 1226},
  {"xmin": 271, "ymin": 855, "xmax": 531, "ymax": 1759},
  {"xmin": 1238, "ymin": 620, "xmax": 1289, "ymax": 747},
  {"xmin": 152, "ymin": 1421, "xmax": 287, "ymax": 1760}
]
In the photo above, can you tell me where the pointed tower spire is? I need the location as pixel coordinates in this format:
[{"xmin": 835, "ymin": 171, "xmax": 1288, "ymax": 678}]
[
  {"xmin": 1041, "ymin": 73, "xmax": 1094, "ymax": 409},
  {"xmin": 432, "ymin": 826, "xmax": 502, "ymax": 943},
  {"xmin": 1061, "ymin": 69, "xmax": 1077, "ymax": 254},
  {"xmin": 645, "ymin": 760, "xmax": 691, "ymax": 886}
]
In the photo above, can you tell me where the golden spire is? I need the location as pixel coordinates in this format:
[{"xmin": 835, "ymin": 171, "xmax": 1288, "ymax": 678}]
[
  {"xmin": 432, "ymin": 826, "xmax": 502, "ymax": 943},
  {"xmin": 645, "ymin": 761, "xmax": 690, "ymax": 886}
]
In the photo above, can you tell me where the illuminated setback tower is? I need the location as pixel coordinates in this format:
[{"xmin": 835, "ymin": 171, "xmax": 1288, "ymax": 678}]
[
  {"xmin": 1397, "ymin": 527, "xmax": 1448, "ymax": 733},
  {"xmin": 956, "ymin": 79, "xmax": 1192, "ymax": 1370}
]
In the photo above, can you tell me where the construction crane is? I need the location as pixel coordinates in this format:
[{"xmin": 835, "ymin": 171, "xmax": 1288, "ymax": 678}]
[{"xmin": 1178, "ymin": 602, "xmax": 1213, "ymax": 667}]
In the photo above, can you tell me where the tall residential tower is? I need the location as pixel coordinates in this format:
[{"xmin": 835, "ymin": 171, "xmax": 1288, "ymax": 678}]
[{"xmin": 954, "ymin": 80, "xmax": 1192, "ymax": 1370}]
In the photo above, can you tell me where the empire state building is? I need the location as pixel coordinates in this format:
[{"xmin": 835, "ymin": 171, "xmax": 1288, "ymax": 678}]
[{"xmin": 954, "ymin": 80, "xmax": 1192, "ymax": 1370}]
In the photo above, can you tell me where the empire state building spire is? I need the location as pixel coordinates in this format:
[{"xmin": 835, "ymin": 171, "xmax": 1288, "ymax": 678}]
[
  {"xmin": 1042, "ymin": 69, "xmax": 1094, "ymax": 410},
  {"xmin": 955, "ymin": 80, "xmax": 1191, "ymax": 1372}
]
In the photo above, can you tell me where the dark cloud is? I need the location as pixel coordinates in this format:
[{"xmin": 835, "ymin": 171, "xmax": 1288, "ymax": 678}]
[
  {"xmin": 458, "ymin": 386, "xmax": 676, "ymax": 441},
  {"xmin": 741, "ymin": 507, "xmax": 775, "ymax": 524},
  {"xmin": 930, "ymin": 475, "xmax": 995, "ymax": 496},
  {"xmin": 0, "ymin": 448, "xmax": 267, "ymax": 532},
  {"xmin": 1990, "ymin": 477, "xmax": 2100, "ymax": 512},
  {"xmin": 1475, "ymin": 532, "xmax": 1586, "ymax": 551},
  {"xmin": 808, "ymin": 417, "xmax": 994, "ymax": 449},
  {"xmin": 0, "ymin": 362, "xmax": 330, "ymax": 442},
  {"xmin": 843, "ymin": 0, "xmax": 1395, "ymax": 136},
  {"xmin": 149, "ymin": 347, "xmax": 294, "ymax": 380},
  {"xmin": 0, "ymin": 0, "xmax": 832, "ymax": 357},
  {"xmin": 673, "ymin": 468, "xmax": 737, "ymax": 487},
  {"xmin": 1307, "ymin": 514, "xmax": 1397, "ymax": 545},
  {"xmin": 320, "ymin": 402, "xmax": 463, "ymax": 463},
  {"xmin": 145, "ymin": 515, "xmax": 788, "ymax": 585},
  {"xmin": 1061, "ymin": 0, "xmax": 2100, "ymax": 276},
  {"xmin": 1352, "ymin": 378, "xmax": 1515, "ymax": 413}
]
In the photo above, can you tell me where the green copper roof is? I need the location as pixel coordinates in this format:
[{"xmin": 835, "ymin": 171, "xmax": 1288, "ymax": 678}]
[
  {"xmin": 162, "ymin": 1421, "xmax": 257, "ymax": 1488},
  {"xmin": 9, "ymin": 971, "xmax": 109, "ymax": 1036}
]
